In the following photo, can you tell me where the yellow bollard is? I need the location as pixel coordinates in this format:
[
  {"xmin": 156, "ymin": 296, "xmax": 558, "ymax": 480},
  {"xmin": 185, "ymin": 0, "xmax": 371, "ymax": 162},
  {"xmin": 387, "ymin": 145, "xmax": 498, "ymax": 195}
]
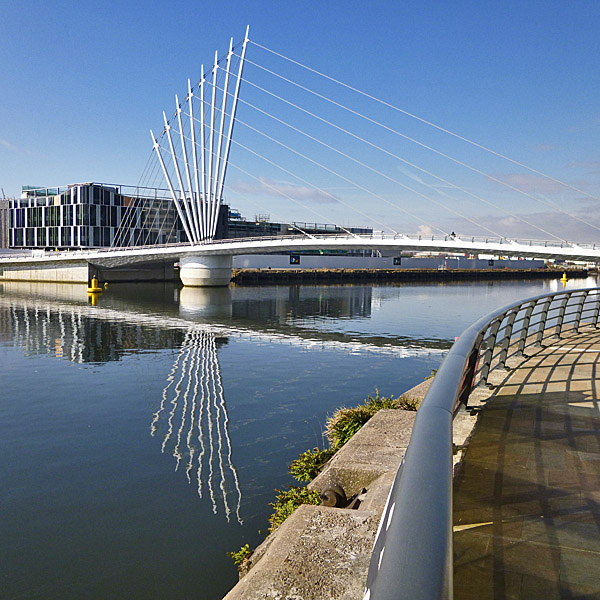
[
  {"xmin": 560, "ymin": 272, "xmax": 568, "ymax": 288},
  {"xmin": 87, "ymin": 276, "xmax": 103, "ymax": 294}
]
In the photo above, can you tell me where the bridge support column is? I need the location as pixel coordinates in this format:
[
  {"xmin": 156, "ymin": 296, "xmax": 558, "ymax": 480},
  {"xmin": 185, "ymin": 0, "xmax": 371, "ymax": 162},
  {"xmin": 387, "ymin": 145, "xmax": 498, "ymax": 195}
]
[{"xmin": 179, "ymin": 255, "xmax": 232, "ymax": 287}]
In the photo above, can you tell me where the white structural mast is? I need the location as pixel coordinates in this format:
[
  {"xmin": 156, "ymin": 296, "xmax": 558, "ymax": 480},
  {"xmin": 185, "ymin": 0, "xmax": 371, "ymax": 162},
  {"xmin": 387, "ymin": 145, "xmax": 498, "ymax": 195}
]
[{"xmin": 151, "ymin": 27, "xmax": 249, "ymax": 243}]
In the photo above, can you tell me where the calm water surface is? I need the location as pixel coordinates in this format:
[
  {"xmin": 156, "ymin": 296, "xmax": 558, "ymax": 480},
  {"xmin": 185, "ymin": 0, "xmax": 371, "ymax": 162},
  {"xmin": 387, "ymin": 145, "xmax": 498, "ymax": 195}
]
[{"xmin": 1, "ymin": 277, "xmax": 597, "ymax": 599}]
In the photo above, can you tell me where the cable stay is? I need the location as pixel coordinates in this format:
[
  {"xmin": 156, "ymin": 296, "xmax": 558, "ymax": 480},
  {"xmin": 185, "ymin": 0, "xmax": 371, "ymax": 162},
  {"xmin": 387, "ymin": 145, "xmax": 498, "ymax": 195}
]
[
  {"xmin": 249, "ymin": 39, "xmax": 600, "ymax": 205},
  {"xmin": 223, "ymin": 77, "xmax": 564, "ymax": 242},
  {"xmin": 214, "ymin": 85, "xmax": 544, "ymax": 241},
  {"xmin": 237, "ymin": 49, "xmax": 600, "ymax": 237}
]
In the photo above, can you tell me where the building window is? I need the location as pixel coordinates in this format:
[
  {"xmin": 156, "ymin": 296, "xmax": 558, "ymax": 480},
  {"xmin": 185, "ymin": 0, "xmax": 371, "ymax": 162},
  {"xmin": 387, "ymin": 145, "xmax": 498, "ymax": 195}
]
[{"xmin": 36, "ymin": 228, "xmax": 46, "ymax": 247}]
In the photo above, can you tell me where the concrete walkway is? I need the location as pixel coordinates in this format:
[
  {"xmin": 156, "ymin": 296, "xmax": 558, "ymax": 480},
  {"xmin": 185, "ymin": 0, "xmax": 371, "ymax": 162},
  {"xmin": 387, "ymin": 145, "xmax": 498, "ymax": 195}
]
[{"xmin": 454, "ymin": 326, "xmax": 600, "ymax": 599}]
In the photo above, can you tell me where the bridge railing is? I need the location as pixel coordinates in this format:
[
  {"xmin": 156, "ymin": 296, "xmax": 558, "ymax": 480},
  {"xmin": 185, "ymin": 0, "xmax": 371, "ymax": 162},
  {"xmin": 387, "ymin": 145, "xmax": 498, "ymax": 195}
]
[
  {"xmin": 182, "ymin": 232, "xmax": 597, "ymax": 250},
  {"xmin": 363, "ymin": 286, "xmax": 600, "ymax": 600},
  {"xmin": 12, "ymin": 232, "xmax": 598, "ymax": 255}
]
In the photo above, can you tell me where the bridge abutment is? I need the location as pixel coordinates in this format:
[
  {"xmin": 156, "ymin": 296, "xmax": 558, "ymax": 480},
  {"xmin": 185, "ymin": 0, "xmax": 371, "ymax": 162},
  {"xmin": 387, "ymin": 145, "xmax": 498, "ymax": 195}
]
[{"xmin": 179, "ymin": 255, "xmax": 233, "ymax": 287}]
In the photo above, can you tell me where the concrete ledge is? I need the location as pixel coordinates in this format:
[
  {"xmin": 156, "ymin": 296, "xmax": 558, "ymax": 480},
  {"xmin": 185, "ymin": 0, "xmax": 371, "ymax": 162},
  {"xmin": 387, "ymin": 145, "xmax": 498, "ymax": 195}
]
[
  {"xmin": 308, "ymin": 409, "xmax": 416, "ymax": 499},
  {"xmin": 225, "ymin": 505, "xmax": 378, "ymax": 600},
  {"xmin": 225, "ymin": 409, "xmax": 416, "ymax": 600}
]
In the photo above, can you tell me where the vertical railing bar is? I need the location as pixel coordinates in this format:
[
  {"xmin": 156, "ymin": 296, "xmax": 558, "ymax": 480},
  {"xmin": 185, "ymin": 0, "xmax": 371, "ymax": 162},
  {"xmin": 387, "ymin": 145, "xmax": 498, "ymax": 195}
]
[
  {"xmin": 478, "ymin": 317, "xmax": 502, "ymax": 385},
  {"xmin": 497, "ymin": 310, "xmax": 517, "ymax": 368},
  {"xmin": 593, "ymin": 291, "xmax": 600, "ymax": 328},
  {"xmin": 536, "ymin": 297, "xmax": 552, "ymax": 346},
  {"xmin": 573, "ymin": 290, "xmax": 589, "ymax": 334},
  {"xmin": 556, "ymin": 294, "xmax": 571, "ymax": 337},
  {"xmin": 517, "ymin": 301, "xmax": 536, "ymax": 355},
  {"xmin": 457, "ymin": 337, "xmax": 483, "ymax": 411}
]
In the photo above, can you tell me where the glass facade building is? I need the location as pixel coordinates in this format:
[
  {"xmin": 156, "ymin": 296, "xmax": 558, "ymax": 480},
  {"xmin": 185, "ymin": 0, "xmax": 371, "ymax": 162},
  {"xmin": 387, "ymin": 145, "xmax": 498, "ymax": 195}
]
[
  {"xmin": 9, "ymin": 183, "xmax": 190, "ymax": 249},
  {"xmin": 8, "ymin": 182, "xmax": 371, "ymax": 250}
]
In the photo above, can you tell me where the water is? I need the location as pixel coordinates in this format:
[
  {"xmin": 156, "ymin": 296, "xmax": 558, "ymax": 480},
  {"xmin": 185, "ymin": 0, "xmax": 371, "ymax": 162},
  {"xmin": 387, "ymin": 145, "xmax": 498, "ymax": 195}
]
[{"xmin": 1, "ymin": 276, "xmax": 597, "ymax": 599}]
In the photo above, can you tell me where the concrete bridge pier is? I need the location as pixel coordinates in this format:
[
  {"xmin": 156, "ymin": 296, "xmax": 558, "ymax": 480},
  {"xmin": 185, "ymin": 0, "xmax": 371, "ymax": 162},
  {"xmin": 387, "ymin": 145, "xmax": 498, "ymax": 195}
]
[{"xmin": 179, "ymin": 255, "xmax": 233, "ymax": 287}]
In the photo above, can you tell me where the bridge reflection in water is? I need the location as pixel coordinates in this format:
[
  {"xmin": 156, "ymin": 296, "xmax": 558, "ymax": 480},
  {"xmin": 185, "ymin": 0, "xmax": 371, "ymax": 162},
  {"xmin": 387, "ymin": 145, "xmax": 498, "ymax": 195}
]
[
  {"xmin": 0, "ymin": 280, "xmax": 449, "ymax": 527},
  {"xmin": 151, "ymin": 328, "xmax": 242, "ymax": 523}
]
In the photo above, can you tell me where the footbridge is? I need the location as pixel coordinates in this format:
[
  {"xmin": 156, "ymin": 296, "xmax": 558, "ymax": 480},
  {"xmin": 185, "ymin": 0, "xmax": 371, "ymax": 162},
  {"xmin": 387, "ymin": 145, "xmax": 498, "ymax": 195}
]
[{"xmin": 2, "ymin": 233, "xmax": 600, "ymax": 286}]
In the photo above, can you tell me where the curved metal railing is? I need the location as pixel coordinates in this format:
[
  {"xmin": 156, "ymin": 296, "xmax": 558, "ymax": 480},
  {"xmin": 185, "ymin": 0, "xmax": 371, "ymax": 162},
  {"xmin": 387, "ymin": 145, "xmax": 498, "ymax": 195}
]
[{"xmin": 364, "ymin": 286, "xmax": 600, "ymax": 600}]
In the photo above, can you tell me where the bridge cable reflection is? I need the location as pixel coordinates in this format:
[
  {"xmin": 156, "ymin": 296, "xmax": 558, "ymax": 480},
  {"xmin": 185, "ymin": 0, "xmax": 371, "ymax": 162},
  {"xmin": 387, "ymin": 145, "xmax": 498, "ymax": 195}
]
[{"xmin": 151, "ymin": 328, "xmax": 242, "ymax": 523}]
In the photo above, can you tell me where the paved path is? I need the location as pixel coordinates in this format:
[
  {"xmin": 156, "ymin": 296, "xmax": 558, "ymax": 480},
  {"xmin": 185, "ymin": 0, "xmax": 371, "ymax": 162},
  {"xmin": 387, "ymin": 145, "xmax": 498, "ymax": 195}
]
[{"xmin": 453, "ymin": 326, "xmax": 600, "ymax": 599}]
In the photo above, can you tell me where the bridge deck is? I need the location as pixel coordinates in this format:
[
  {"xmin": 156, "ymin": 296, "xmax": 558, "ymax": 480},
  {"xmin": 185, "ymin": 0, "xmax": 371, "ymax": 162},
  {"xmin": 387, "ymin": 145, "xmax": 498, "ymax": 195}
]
[{"xmin": 454, "ymin": 326, "xmax": 600, "ymax": 599}]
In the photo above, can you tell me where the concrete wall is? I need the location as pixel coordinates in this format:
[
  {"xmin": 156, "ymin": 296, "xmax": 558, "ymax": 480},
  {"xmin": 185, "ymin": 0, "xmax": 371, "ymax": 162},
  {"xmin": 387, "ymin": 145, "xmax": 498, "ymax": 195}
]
[
  {"xmin": 0, "ymin": 260, "xmax": 176, "ymax": 284},
  {"xmin": 94, "ymin": 261, "xmax": 176, "ymax": 282},
  {"xmin": 232, "ymin": 254, "xmax": 545, "ymax": 270},
  {"xmin": 0, "ymin": 262, "xmax": 90, "ymax": 283}
]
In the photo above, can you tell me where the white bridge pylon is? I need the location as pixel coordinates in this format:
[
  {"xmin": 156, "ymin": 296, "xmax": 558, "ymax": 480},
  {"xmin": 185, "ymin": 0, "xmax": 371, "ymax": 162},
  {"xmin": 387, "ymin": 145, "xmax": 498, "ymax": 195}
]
[{"xmin": 150, "ymin": 26, "xmax": 249, "ymax": 244}]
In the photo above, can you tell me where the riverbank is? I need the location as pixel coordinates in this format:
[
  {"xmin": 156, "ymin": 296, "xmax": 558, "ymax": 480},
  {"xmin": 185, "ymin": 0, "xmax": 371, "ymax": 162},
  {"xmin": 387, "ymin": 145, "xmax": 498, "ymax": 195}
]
[
  {"xmin": 223, "ymin": 378, "xmax": 487, "ymax": 600},
  {"xmin": 232, "ymin": 268, "xmax": 587, "ymax": 285}
]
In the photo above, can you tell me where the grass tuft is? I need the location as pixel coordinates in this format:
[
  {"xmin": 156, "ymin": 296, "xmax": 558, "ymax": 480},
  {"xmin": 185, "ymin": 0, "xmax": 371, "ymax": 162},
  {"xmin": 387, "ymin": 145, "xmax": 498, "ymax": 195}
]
[
  {"xmin": 268, "ymin": 486, "xmax": 322, "ymax": 532},
  {"xmin": 325, "ymin": 389, "xmax": 418, "ymax": 449},
  {"xmin": 227, "ymin": 543, "xmax": 253, "ymax": 572},
  {"xmin": 288, "ymin": 447, "xmax": 336, "ymax": 482}
]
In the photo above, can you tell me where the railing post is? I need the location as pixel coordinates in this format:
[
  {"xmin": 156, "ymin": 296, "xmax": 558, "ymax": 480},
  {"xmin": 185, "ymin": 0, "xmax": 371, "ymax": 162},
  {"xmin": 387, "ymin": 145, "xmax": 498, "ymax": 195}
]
[
  {"xmin": 555, "ymin": 294, "xmax": 570, "ymax": 338},
  {"xmin": 517, "ymin": 302, "xmax": 535, "ymax": 356},
  {"xmin": 457, "ymin": 340, "xmax": 483, "ymax": 410},
  {"xmin": 592, "ymin": 291, "xmax": 600, "ymax": 328},
  {"xmin": 573, "ymin": 291, "xmax": 588, "ymax": 334},
  {"xmin": 536, "ymin": 297, "xmax": 552, "ymax": 346},
  {"xmin": 497, "ymin": 310, "xmax": 517, "ymax": 368},
  {"xmin": 478, "ymin": 317, "xmax": 502, "ymax": 385}
]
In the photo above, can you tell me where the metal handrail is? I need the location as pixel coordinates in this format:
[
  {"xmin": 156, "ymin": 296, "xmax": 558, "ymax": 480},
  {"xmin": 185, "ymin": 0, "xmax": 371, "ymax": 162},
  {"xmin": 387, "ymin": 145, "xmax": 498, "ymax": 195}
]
[{"xmin": 364, "ymin": 287, "xmax": 600, "ymax": 600}]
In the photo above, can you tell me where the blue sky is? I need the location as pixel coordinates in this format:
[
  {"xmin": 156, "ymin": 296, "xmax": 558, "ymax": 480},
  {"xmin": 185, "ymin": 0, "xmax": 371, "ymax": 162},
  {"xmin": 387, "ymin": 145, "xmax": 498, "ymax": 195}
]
[{"xmin": 1, "ymin": 1, "xmax": 599, "ymax": 240}]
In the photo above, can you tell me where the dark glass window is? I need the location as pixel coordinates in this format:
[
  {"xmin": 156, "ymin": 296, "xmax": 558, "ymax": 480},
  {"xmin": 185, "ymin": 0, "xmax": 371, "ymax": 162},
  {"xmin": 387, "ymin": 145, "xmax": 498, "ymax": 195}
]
[
  {"xmin": 47, "ymin": 206, "xmax": 57, "ymax": 227},
  {"xmin": 93, "ymin": 186, "xmax": 101, "ymax": 204},
  {"xmin": 36, "ymin": 228, "xmax": 46, "ymax": 246},
  {"xmin": 61, "ymin": 227, "xmax": 72, "ymax": 246}
]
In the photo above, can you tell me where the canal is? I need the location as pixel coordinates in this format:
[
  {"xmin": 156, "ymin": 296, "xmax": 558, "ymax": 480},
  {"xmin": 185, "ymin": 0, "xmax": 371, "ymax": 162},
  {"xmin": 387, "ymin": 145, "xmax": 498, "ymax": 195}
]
[{"xmin": 1, "ymin": 277, "xmax": 596, "ymax": 599}]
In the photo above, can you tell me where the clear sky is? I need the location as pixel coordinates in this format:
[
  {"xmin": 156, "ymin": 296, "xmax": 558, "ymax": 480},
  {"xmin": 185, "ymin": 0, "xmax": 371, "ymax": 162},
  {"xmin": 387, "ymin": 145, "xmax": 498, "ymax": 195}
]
[{"xmin": 1, "ymin": 0, "xmax": 599, "ymax": 241}]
